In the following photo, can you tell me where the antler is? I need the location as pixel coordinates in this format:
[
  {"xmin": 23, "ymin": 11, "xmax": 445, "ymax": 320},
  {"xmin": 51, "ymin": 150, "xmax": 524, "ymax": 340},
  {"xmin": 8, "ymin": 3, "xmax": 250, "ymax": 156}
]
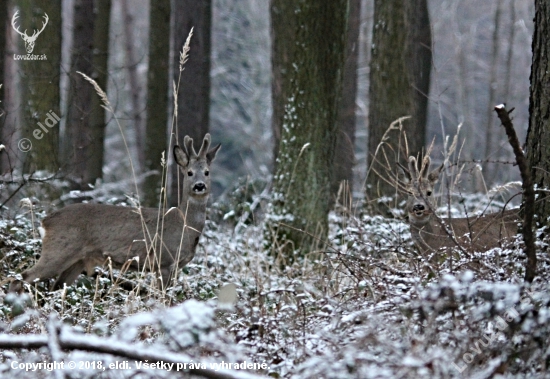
[
  {"xmin": 183, "ymin": 134, "xmax": 212, "ymax": 160},
  {"xmin": 11, "ymin": 11, "xmax": 48, "ymax": 41},
  {"xmin": 184, "ymin": 136, "xmax": 197, "ymax": 158},
  {"xmin": 11, "ymin": 11, "xmax": 26, "ymax": 38},
  {"xmin": 197, "ymin": 133, "xmax": 211, "ymax": 159},
  {"xmin": 30, "ymin": 13, "xmax": 49, "ymax": 40}
]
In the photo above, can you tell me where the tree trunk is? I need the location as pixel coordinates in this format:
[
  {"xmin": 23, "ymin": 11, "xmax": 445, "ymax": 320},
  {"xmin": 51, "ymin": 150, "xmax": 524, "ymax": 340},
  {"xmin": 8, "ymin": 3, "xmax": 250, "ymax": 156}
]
[
  {"xmin": 18, "ymin": 0, "xmax": 62, "ymax": 173},
  {"xmin": 0, "ymin": 2, "xmax": 6, "ymax": 135},
  {"xmin": 366, "ymin": 0, "xmax": 431, "ymax": 212},
  {"xmin": 170, "ymin": 0, "xmax": 211, "ymax": 206},
  {"xmin": 269, "ymin": 0, "xmax": 288, "ymax": 168},
  {"xmin": 483, "ymin": 2, "xmax": 502, "ymax": 182},
  {"xmin": 1, "ymin": 3, "xmax": 20, "ymax": 174},
  {"xmin": 87, "ymin": 0, "xmax": 111, "ymax": 184},
  {"xmin": 121, "ymin": 0, "xmax": 145, "ymax": 172},
  {"xmin": 65, "ymin": 0, "xmax": 94, "ymax": 188},
  {"xmin": 527, "ymin": 0, "xmax": 550, "ymax": 228},
  {"xmin": 266, "ymin": 0, "xmax": 348, "ymax": 259},
  {"xmin": 331, "ymin": 0, "xmax": 360, "ymax": 204},
  {"xmin": 143, "ymin": 0, "xmax": 170, "ymax": 207}
]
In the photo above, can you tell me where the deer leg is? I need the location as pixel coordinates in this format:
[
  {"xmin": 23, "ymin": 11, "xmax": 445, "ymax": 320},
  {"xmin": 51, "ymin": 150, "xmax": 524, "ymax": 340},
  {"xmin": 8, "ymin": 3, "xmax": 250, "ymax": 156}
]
[
  {"xmin": 159, "ymin": 266, "xmax": 173, "ymax": 290},
  {"xmin": 52, "ymin": 260, "xmax": 85, "ymax": 290},
  {"xmin": 11, "ymin": 243, "xmax": 83, "ymax": 292}
]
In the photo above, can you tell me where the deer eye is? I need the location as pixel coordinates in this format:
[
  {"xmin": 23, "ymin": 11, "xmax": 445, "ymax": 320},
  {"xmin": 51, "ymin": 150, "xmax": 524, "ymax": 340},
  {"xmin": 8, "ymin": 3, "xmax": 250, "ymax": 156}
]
[
  {"xmin": 187, "ymin": 171, "xmax": 193, "ymax": 177},
  {"xmin": 426, "ymin": 191, "xmax": 432, "ymax": 196},
  {"xmin": 205, "ymin": 170, "xmax": 209, "ymax": 176}
]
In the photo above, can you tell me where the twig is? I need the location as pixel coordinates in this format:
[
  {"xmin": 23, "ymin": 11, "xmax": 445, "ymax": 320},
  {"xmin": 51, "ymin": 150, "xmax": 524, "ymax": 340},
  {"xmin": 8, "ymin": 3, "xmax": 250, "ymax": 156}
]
[
  {"xmin": 0, "ymin": 172, "xmax": 41, "ymax": 209},
  {"xmin": 494, "ymin": 104, "xmax": 537, "ymax": 282},
  {"xmin": 46, "ymin": 315, "xmax": 66, "ymax": 379}
]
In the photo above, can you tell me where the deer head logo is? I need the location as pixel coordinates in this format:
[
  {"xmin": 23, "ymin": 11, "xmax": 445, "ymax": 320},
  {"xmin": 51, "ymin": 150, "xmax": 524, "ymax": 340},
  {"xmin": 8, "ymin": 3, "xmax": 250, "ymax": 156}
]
[{"xmin": 11, "ymin": 11, "xmax": 49, "ymax": 54}]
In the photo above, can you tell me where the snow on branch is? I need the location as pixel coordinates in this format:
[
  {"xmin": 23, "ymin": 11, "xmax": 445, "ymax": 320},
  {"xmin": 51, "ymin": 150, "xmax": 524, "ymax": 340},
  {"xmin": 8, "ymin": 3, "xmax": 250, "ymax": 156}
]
[{"xmin": 0, "ymin": 300, "xmax": 265, "ymax": 379}]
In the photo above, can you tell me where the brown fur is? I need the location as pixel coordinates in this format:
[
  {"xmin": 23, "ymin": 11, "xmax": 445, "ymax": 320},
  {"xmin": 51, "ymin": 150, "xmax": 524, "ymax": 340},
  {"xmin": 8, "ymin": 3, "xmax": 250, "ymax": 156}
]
[{"xmin": 10, "ymin": 134, "xmax": 220, "ymax": 292}]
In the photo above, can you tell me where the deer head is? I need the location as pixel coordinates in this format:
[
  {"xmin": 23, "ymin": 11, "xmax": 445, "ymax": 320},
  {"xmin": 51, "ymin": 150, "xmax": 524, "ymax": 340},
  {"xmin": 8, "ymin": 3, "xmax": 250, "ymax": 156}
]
[
  {"xmin": 173, "ymin": 133, "xmax": 221, "ymax": 204},
  {"xmin": 12, "ymin": 11, "xmax": 49, "ymax": 54},
  {"xmin": 399, "ymin": 156, "xmax": 444, "ymax": 227}
]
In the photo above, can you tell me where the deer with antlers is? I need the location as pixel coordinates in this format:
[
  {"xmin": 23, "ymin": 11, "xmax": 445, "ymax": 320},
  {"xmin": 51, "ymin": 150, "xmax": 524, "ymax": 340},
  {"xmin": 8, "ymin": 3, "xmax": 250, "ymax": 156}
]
[
  {"xmin": 9, "ymin": 134, "xmax": 220, "ymax": 293},
  {"xmin": 12, "ymin": 11, "xmax": 49, "ymax": 54},
  {"xmin": 399, "ymin": 156, "xmax": 519, "ymax": 254}
]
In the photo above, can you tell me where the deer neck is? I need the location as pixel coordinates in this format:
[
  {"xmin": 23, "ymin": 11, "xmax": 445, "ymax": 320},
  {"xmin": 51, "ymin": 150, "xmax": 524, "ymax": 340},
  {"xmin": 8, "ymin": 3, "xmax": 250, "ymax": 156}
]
[
  {"xmin": 408, "ymin": 213, "xmax": 438, "ymax": 250},
  {"xmin": 178, "ymin": 193, "xmax": 208, "ymax": 229}
]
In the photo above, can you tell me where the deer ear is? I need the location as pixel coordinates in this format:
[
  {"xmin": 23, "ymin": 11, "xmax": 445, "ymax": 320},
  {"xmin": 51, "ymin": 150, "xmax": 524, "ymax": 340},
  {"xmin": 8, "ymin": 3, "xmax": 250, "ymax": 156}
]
[
  {"xmin": 174, "ymin": 145, "xmax": 189, "ymax": 167},
  {"xmin": 206, "ymin": 144, "xmax": 221, "ymax": 165},
  {"xmin": 427, "ymin": 163, "xmax": 444, "ymax": 185}
]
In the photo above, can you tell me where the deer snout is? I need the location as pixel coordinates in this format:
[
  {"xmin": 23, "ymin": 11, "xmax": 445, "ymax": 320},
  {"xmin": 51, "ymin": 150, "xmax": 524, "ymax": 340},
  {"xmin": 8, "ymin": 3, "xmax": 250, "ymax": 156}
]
[
  {"xmin": 411, "ymin": 204, "xmax": 428, "ymax": 217},
  {"xmin": 413, "ymin": 204, "xmax": 425, "ymax": 212},
  {"xmin": 193, "ymin": 182, "xmax": 207, "ymax": 193}
]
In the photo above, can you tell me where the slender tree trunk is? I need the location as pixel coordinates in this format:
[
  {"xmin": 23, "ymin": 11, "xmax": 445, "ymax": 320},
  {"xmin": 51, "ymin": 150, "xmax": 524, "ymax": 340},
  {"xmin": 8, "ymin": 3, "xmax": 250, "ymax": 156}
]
[
  {"xmin": 121, "ymin": 0, "xmax": 145, "ymax": 172},
  {"xmin": 331, "ymin": 0, "xmax": 360, "ymax": 204},
  {"xmin": 170, "ymin": 0, "xmax": 211, "ymax": 206},
  {"xmin": 504, "ymin": 0, "xmax": 516, "ymax": 101},
  {"xmin": 87, "ymin": 0, "xmax": 111, "ymax": 184},
  {"xmin": 366, "ymin": 0, "xmax": 431, "ymax": 212},
  {"xmin": 0, "ymin": 2, "xmax": 6, "ymax": 135},
  {"xmin": 17, "ymin": 0, "xmax": 62, "ymax": 172},
  {"xmin": 266, "ymin": 0, "xmax": 348, "ymax": 259},
  {"xmin": 143, "ymin": 0, "xmax": 170, "ymax": 207},
  {"xmin": 526, "ymin": 0, "xmax": 550, "ymax": 228},
  {"xmin": 65, "ymin": 0, "xmax": 94, "ymax": 188},
  {"xmin": 483, "ymin": 2, "xmax": 502, "ymax": 182},
  {"xmin": 1, "ymin": 3, "xmax": 21, "ymax": 174}
]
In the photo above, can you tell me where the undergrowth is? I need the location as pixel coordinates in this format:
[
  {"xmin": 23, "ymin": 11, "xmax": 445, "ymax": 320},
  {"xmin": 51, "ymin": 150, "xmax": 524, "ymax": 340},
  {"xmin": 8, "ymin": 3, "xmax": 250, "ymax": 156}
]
[{"xmin": 0, "ymin": 185, "xmax": 549, "ymax": 378}]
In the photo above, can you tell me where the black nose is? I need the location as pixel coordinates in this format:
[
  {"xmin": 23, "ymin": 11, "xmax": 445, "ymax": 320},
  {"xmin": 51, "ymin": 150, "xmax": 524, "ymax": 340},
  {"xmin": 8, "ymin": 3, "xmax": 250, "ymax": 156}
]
[
  {"xmin": 413, "ymin": 204, "xmax": 425, "ymax": 212},
  {"xmin": 193, "ymin": 182, "xmax": 206, "ymax": 192}
]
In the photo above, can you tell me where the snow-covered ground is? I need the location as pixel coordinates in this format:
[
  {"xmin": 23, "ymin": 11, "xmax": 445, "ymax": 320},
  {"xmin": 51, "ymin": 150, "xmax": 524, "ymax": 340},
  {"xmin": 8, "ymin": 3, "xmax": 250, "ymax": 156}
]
[{"xmin": 0, "ymin": 191, "xmax": 549, "ymax": 378}]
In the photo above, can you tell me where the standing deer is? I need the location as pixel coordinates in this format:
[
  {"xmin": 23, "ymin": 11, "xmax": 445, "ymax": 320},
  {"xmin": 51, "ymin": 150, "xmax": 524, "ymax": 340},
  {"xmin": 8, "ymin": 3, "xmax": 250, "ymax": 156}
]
[
  {"xmin": 9, "ymin": 134, "xmax": 220, "ymax": 292},
  {"xmin": 400, "ymin": 156, "xmax": 519, "ymax": 254}
]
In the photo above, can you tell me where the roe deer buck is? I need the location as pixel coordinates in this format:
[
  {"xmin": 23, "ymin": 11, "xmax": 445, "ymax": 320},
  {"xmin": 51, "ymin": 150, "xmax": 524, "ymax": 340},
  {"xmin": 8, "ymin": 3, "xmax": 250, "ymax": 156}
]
[
  {"xmin": 9, "ymin": 134, "xmax": 220, "ymax": 293},
  {"xmin": 400, "ymin": 156, "xmax": 519, "ymax": 254}
]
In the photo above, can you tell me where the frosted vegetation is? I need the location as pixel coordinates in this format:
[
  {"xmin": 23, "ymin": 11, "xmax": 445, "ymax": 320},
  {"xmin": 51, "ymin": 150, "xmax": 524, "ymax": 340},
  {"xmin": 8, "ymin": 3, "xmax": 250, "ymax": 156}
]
[
  {"xmin": 0, "ymin": 183, "xmax": 549, "ymax": 378},
  {"xmin": 0, "ymin": 1, "xmax": 546, "ymax": 377}
]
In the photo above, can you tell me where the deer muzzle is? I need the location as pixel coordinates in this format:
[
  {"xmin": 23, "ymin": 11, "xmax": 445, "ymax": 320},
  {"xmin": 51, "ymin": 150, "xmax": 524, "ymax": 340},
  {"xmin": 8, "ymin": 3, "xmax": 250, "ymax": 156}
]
[{"xmin": 193, "ymin": 182, "xmax": 207, "ymax": 194}]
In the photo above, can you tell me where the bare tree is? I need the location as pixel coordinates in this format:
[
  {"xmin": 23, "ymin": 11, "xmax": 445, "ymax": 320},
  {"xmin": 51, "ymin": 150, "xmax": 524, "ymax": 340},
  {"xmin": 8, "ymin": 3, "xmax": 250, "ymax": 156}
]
[
  {"xmin": 170, "ymin": 0, "xmax": 212, "ymax": 206},
  {"xmin": 121, "ymin": 0, "xmax": 145, "ymax": 171},
  {"xmin": 65, "ymin": 0, "xmax": 95, "ymax": 188},
  {"xmin": 143, "ymin": 0, "xmax": 170, "ymax": 207},
  {"xmin": 366, "ymin": 0, "xmax": 431, "ymax": 212},
  {"xmin": 331, "ymin": 0, "xmax": 361, "ymax": 204},
  {"xmin": 527, "ymin": 0, "xmax": 550, "ymax": 229},
  {"xmin": 483, "ymin": 1, "xmax": 502, "ymax": 182},
  {"xmin": 16, "ymin": 0, "xmax": 62, "ymax": 172},
  {"xmin": 87, "ymin": 0, "xmax": 111, "ymax": 184},
  {"xmin": 266, "ymin": 0, "xmax": 348, "ymax": 258},
  {"xmin": 0, "ymin": 3, "xmax": 6, "ymax": 128},
  {"xmin": 64, "ymin": 0, "xmax": 110, "ymax": 188}
]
